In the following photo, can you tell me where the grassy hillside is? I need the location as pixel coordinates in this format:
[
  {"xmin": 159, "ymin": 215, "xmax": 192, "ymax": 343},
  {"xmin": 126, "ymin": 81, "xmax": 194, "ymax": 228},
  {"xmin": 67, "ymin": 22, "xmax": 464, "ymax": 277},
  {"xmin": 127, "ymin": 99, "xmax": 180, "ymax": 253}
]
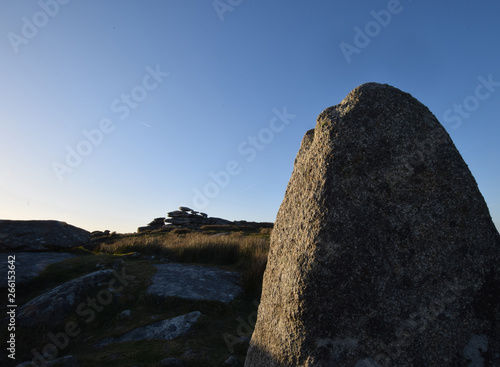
[{"xmin": 2, "ymin": 225, "xmax": 271, "ymax": 367}]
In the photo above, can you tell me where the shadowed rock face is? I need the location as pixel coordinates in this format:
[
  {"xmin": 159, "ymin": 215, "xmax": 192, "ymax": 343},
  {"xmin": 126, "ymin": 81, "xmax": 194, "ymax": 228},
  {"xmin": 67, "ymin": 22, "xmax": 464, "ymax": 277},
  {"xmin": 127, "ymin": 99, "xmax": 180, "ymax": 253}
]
[
  {"xmin": 97, "ymin": 311, "xmax": 201, "ymax": 347},
  {"xmin": 0, "ymin": 220, "xmax": 90, "ymax": 252},
  {"xmin": 245, "ymin": 83, "xmax": 500, "ymax": 366},
  {"xmin": 17, "ymin": 270, "xmax": 114, "ymax": 328}
]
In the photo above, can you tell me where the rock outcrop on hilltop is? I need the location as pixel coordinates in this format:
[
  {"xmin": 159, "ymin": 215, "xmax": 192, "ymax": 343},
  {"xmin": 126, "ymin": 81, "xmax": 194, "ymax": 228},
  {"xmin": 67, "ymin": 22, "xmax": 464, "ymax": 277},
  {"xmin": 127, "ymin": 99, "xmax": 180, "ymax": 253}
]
[
  {"xmin": 0, "ymin": 220, "xmax": 90, "ymax": 252},
  {"xmin": 147, "ymin": 217, "xmax": 167, "ymax": 230},
  {"xmin": 245, "ymin": 83, "xmax": 500, "ymax": 366},
  {"xmin": 138, "ymin": 206, "xmax": 273, "ymax": 232},
  {"xmin": 165, "ymin": 206, "xmax": 232, "ymax": 226}
]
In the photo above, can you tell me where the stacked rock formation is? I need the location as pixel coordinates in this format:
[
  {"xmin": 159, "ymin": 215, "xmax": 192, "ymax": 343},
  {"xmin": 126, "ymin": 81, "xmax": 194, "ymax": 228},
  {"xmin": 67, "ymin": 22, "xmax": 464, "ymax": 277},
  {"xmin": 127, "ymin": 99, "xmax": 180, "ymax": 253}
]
[
  {"xmin": 165, "ymin": 206, "xmax": 213, "ymax": 226},
  {"xmin": 245, "ymin": 83, "xmax": 500, "ymax": 366},
  {"xmin": 138, "ymin": 207, "xmax": 242, "ymax": 232},
  {"xmin": 165, "ymin": 207, "xmax": 272, "ymax": 227},
  {"xmin": 148, "ymin": 217, "xmax": 166, "ymax": 229}
]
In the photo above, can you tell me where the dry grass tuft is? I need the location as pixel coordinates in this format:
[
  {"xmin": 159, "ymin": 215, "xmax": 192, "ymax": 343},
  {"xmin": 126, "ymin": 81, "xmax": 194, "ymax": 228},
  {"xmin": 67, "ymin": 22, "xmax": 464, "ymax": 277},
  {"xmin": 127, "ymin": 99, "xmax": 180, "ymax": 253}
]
[{"xmin": 259, "ymin": 227, "xmax": 272, "ymax": 236}]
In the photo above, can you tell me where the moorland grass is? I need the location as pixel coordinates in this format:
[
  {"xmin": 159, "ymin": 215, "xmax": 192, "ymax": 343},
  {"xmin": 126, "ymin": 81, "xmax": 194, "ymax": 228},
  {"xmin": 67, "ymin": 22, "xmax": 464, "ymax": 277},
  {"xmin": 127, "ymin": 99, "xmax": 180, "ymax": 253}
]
[{"xmin": 96, "ymin": 230, "xmax": 270, "ymax": 294}]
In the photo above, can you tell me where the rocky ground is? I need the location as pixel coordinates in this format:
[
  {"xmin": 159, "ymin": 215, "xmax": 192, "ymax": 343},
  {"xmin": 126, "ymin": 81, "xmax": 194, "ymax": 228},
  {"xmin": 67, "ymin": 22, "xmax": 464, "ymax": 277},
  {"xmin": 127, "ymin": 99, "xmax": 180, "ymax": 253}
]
[{"xmin": 0, "ymin": 222, "xmax": 269, "ymax": 367}]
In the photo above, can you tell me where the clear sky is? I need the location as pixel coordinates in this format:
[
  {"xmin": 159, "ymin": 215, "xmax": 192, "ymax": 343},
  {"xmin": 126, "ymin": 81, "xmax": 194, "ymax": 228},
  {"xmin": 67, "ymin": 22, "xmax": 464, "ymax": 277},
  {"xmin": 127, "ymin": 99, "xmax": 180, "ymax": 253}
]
[{"xmin": 0, "ymin": 0, "xmax": 499, "ymax": 233}]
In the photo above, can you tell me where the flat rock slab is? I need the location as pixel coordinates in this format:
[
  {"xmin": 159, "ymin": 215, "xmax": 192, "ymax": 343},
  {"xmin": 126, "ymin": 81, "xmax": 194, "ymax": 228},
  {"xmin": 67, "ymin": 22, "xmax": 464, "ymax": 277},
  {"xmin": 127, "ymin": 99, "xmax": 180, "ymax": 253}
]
[
  {"xmin": 0, "ymin": 252, "xmax": 76, "ymax": 286},
  {"xmin": 147, "ymin": 263, "xmax": 242, "ymax": 303},
  {"xmin": 97, "ymin": 311, "xmax": 201, "ymax": 347}
]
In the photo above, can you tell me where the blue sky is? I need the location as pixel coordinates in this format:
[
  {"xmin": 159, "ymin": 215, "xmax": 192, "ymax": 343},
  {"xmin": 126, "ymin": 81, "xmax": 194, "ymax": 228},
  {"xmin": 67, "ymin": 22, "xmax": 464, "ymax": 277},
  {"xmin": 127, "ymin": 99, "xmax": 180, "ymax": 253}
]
[{"xmin": 0, "ymin": 0, "xmax": 499, "ymax": 233}]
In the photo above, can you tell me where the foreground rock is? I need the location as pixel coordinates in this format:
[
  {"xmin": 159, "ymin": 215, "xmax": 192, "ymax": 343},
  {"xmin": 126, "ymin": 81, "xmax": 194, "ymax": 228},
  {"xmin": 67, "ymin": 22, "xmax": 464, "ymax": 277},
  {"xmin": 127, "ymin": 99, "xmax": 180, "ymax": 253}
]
[
  {"xmin": 147, "ymin": 263, "xmax": 242, "ymax": 303},
  {"xmin": 246, "ymin": 83, "xmax": 500, "ymax": 366},
  {"xmin": 18, "ymin": 270, "xmax": 114, "ymax": 328},
  {"xmin": 16, "ymin": 355, "xmax": 79, "ymax": 367},
  {"xmin": 0, "ymin": 252, "xmax": 76, "ymax": 286},
  {"xmin": 97, "ymin": 311, "xmax": 201, "ymax": 347},
  {"xmin": 0, "ymin": 220, "xmax": 90, "ymax": 252}
]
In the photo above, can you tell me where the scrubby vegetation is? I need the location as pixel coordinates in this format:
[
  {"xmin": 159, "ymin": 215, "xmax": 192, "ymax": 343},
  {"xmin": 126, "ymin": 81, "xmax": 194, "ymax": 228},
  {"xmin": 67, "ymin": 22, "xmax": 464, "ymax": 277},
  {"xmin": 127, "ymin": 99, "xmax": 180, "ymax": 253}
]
[
  {"xmin": 0, "ymin": 225, "xmax": 272, "ymax": 367},
  {"xmin": 96, "ymin": 228, "xmax": 270, "ymax": 293}
]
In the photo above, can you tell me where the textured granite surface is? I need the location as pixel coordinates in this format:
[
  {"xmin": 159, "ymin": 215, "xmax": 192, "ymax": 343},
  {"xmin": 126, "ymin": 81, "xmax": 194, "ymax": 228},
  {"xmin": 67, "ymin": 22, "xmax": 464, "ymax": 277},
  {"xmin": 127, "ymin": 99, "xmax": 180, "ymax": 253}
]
[{"xmin": 246, "ymin": 83, "xmax": 500, "ymax": 367}]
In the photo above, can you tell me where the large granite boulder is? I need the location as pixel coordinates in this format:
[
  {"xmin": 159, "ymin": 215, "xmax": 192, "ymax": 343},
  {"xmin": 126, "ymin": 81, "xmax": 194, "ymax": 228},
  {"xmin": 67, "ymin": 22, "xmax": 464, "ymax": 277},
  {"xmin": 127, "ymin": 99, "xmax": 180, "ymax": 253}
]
[
  {"xmin": 245, "ymin": 83, "xmax": 500, "ymax": 366},
  {"xmin": 0, "ymin": 220, "xmax": 90, "ymax": 252}
]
